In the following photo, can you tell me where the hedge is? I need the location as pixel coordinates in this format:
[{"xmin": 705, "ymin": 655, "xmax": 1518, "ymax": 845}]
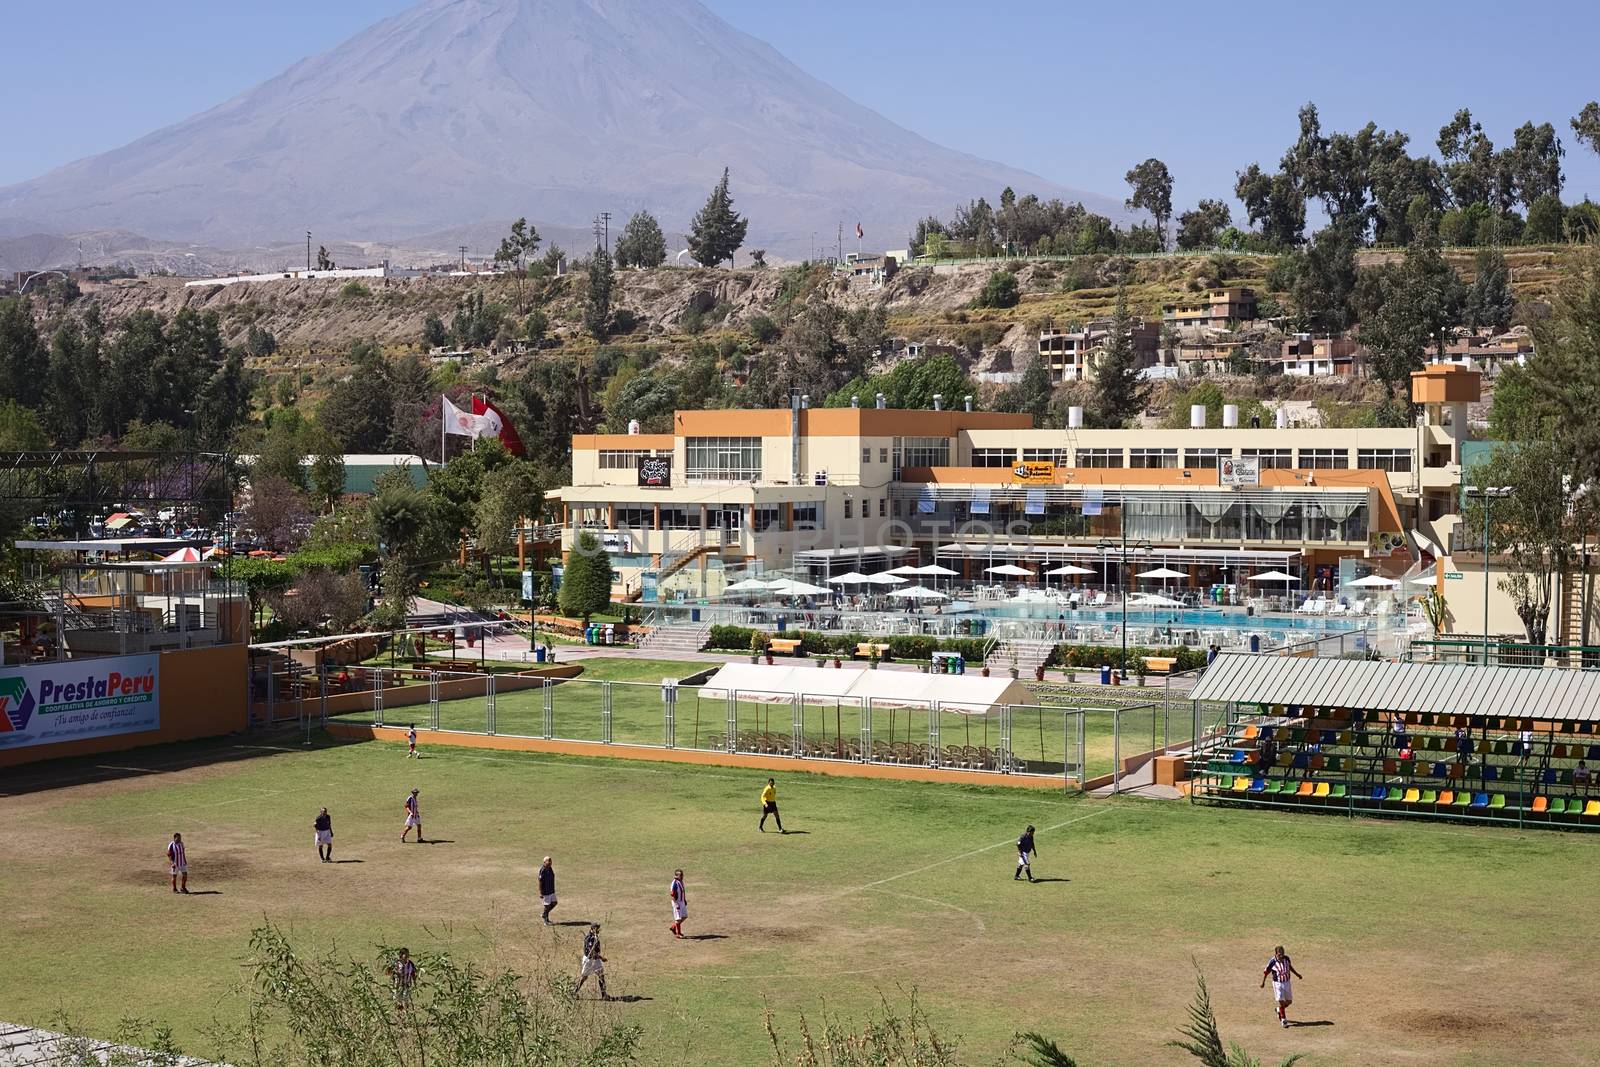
[
  {"xmin": 705, "ymin": 625, "xmax": 986, "ymax": 662},
  {"xmin": 1047, "ymin": 643, "xmax": 1208, "ymax": 673}
]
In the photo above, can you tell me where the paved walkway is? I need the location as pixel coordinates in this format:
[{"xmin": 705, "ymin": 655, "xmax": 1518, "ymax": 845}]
[{"xmin": 0, "ymin": 1022, "xmax": 213, "ymax": 1066}]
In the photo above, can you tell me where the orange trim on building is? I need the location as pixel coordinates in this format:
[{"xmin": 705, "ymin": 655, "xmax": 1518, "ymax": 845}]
[
  {"xmin": 330, "ymin": 724, "xmax": 1074, "ymax": 790},
  {"xmin": 572, "ymin": 434, "xmax": 676, "ymax": 450},
  {"xmin": 669, "ymin": 408, "xmax": 1034, "ymax": 439}
]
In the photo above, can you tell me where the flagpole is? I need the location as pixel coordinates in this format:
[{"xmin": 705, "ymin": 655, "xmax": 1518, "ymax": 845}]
[{"xmin": 440, "ymin": 395, "xmax": 446, "ymax": 465}]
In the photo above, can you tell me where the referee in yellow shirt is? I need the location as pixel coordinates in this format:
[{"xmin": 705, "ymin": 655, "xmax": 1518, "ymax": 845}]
[{"xmin": 759, "ymin": 777, "xmax": 785, "ymax": 833}]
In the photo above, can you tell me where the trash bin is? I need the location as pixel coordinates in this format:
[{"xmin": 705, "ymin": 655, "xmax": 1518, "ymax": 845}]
[
  {"xmin": 1099, "ymin": 664, "xmax": 1111, "ymax": 685},
  {"xmin": 690, "ymin": 608, "xmax": 701, "ymax": 623},
  {"xmin": 603, "ymin": 624, "xmax": 614, "ymax": 645},
  {"xmin": 1249, "ymin": 633, "xmax": 1260, "ymax": 653},
  {"xmin": 776, "ymin": 615, "xmax": 787, "ymax": 632},
  {"xmin": 534, "ymin": 646, "xmax": 547, "ymax": 663},
  {"xmin": 955, "ymin": 654, "xmax": 965, "ymax": 675}
]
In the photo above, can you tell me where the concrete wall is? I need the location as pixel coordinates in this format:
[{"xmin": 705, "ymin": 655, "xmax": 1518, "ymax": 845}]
[{"xmin": 0, "ymin": 644, "xmax": 249, "ymax": 769}]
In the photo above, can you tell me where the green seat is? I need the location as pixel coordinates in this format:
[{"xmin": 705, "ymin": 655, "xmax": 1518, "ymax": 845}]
[
  {"xmin": 1492, "ymin": 740, "xmax": 1509, "ymax": 756},
  {"xmin": 1330, "ymin": 784, "xmax": 1347, "ymax": 798},
  {"xmin": 1217, "ymin": 776, "xmax": 1234, "ymax": 790},
  {"xmin": 1419, "ymin": 789, "xmax": 1438, "ymax": 804},
  {"xmin": 1387, "ymin": 785, "xmax": 1406, "ymax": 801},
  {"xmin": 1452, "ymin": 791, "xmax": 1471, "ymax": 807},
  {"xmin": 1561, "ymin": 770, "xmax": 1574, "ymax": 785},
  {"xmin": 1489, "ymin": 794, "xmax": 1507, "ymax": 809},
  {"xmin": 1548, "ymin": 798, "xmax": 1568, "ymax": 815}
]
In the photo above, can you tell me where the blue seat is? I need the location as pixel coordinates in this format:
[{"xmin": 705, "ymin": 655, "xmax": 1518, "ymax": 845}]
[
  {"xmin": 1431, "ymin": 761, "xmax": 1448, "ymax": 778},
  {"xmin": 1483, "ymin": 765, "xmax": 1498, "ymax": 781},
  {"xmin": 1292, "ymin": 752, "xmax": 1309, "ymax": 770},
  {"xmin": 1260, "ymin": 726, "xmax": 1275, "ymax": 741},
  {"xmin": 1248, "ymin": 778, "xmax": 1266, "ymax": 792},
  {"xmin": 1320, "ymin": 729, "xmax": 1336, "ymax": 745},
  {"xmin": 1544, "ymin": 768, "xmax": 1558, "ymax": 784},
  {"xmin": 1588, "ymin": 745, "xmax": 1600, "ymax": 760},
  {"xmin": 1370, "ymin": 785, "xmax": 1387, "ymax": 800},
  {"xmin": 1230, "ymin": 750, "xmax": 1247, "ymax": 763},
  {"xmin": 1470, "ymin": 792, "xmax": 1489, "ymax": 808}
]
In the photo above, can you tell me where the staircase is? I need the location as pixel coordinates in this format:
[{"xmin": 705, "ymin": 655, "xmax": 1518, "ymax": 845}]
[
  {"xmin": 636, "ymin": 621, "xmax": 712, "ymax": 656},
  {"xmin": 656, "ymin": 530, "xmax": 727, "ymax": 583},
  {"xmin": 985, "ymin": 638, "xmax": 1054, "ymax": 675},
  {"xmin": 1558, "ymin": 566, "xmax": 1589, "ymax": 666}
]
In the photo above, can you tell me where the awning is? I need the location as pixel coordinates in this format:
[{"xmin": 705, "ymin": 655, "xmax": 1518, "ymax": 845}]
[{"xmin": 1191, "ymin": 654, "xmax": 1600, "ymax": 723}]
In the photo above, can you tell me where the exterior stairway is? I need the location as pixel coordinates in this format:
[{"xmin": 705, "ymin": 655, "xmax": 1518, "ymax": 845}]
[
  {"xmin": 985, "ymin": 638, "xmax": 1054, "ymax": 675},
  {"xmin": 636, "ymin": 621, "xmax": 712, "ymax": 656}
]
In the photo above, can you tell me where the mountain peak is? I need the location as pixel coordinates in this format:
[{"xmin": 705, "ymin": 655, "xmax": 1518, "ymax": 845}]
[{"xmin": 0, "ymin": 0, "xmax": 1114, "ymax": 256}]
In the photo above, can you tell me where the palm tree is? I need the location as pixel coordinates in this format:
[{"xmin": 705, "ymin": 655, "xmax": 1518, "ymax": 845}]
[
  {"xmin": 1169, "ymin": 966, "xmax": 1303, "ymax": 1067},
  {"xmin": 1017, "ymin": 1032, "xmax": 1079, "ymax": 1066}
]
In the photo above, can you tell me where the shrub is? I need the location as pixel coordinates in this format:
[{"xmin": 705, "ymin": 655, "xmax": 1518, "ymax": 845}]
[
  {"xmin": 340, "ymin": 280, "xmax": 371, "ymax": 299},
  {"xmin": 975, "ymin": 270, "xmax": 1020, "ymax": 309},
  {"xmin": 747, "ymin": 313, "xmax": 781, "ymax": 343},
  {"xmin": 708, "ymin": 624, "xmax": 758, "ymax": 651}
]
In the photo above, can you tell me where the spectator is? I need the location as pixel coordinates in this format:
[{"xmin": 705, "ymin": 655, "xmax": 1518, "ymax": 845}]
[{"xmin": 1576, "ymin": 760, "xmax": 1592, "ymax": 790}]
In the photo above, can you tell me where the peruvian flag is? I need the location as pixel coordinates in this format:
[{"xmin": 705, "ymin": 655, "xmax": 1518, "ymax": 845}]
[{"xmin": 473, "ymin": 395, "xmax": 525, "ymax": 456}]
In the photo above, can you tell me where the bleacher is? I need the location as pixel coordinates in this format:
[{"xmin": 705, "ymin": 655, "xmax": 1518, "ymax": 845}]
[{"xmin": 1188, "ymin": 654, "xmax": 1600, "ymax": 830}]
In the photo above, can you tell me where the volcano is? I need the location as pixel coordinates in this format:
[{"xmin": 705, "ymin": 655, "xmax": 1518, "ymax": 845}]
[{"xmin": 0, "ymin": 0, "xmax": 1118, "ymax": 258}]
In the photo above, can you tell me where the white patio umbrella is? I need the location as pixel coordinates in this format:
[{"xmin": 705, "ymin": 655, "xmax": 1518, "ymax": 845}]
[
  {"xmin": 915, "ymin": 564, "xmax": 962, "ymax": 577},
  {"xmin": 1136, "ymin": 567, "xmax": 1188, "ymax": 580},
  {"xmin": 1405, "ymin": 569, "xmax": 1438, "ymax": 587},
  {"xmin": 1247, "ymin": 570, "xmax": 1300, "ymax": 583},
  {"xmin": 826, "ymin": 571, "xmax": 873, "ymax": 585},
  {"xmin": 724, "ymin": 577, "xmax": 774, "ymax": 593},
  {"xmin": 770, "ymin": 578, "xmax": 831, "ymax": 596},
  {"xmin": 1345, "ymin": 574, "xmax": 1398, "ymax": 588},
  {"xmin": 866, "ymin": 572, "xmax": 908, "ymax": 585},
  {"xmin": 1132, "ymin": 593, "xmax": 1183, "ymax": 607},
  {"xmin": 1045, "ymin": 564, "xmax": 1096, "ymax": 576},
  {"xmin": 889, "ymin": 585, "xmax": 948, "ymax": 600},
  {"xmin": 984, "ymin": 564, "xmax": 1034, "ymax": 578},
  {"xmin": 887, "ymin": 565, "xmax": 925, "ymax": 576}
]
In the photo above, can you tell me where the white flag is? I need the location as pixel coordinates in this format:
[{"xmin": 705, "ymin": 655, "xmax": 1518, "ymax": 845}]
[{"xmin": 442, "ymin": 395, "xmax": 490, "ymax": 438}]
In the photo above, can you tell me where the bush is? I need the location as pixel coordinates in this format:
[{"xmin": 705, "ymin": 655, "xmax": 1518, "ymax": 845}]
[
  {"xmin": 708, "ymin": 624, "xmax": 759, "ymax": 651},
  {"xmin": 1049, "ymin": 642, "xmax": 1208, "ymax": 673},
  {"xmin": 747, "ymin": 313, "xmax": 781, "ymax": 343},
  {"xmin": 974, "ymin": 270, "xmax": 1020, "ymax": 309},
  {"xmin": 340, "ymin": 280, "xmax": 371, "ymax": 299}
]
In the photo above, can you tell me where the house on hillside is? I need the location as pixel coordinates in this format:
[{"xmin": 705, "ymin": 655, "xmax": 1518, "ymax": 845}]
[
  {"xmin": 1276, "ymin": 334, "xmax": 1366, "ymax": 377},
  {"xmin": 1038, "ymin": 318, "xmax": 1160, "ymax": 382},
  {"xmin": 1162, "ymin": 287, "xmax": 1258, "ymax": 330}
]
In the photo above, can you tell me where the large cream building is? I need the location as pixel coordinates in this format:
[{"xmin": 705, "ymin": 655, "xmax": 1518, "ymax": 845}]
[{"xmin": 555, "ymin": 365, "xmax": 1485, "ymax": 608}]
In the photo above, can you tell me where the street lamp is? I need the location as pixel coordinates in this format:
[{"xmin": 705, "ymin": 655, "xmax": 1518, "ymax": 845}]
[
  {"xmin": 1097, "ymin": 518, "xmax": 1152, "ymax": 676},
  {"xmin": 1465, "ymin": 485, "xmax": 1513, "ymax": 666}
]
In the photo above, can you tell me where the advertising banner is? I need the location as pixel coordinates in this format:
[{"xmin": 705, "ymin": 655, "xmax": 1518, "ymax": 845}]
[
  {"xmin": 637, "ymin": 455, "xmax": 672, "ymax": 488},
  {"xmin": 0, "ymin": 653, "xmax": 161, "ymax": 751},
  {"xmin": 1010, "ymin": 461, "xmax": 1055, "ymax": 484},
  {"xmin": 1219, "ymin": 456, "xmax": 1261, "ymax": 487}
]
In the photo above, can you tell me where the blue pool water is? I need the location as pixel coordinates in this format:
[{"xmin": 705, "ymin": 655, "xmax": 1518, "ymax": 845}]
[{"xmin": 974, "ymin": 604, "xmax": 1366, "ymax": 632}]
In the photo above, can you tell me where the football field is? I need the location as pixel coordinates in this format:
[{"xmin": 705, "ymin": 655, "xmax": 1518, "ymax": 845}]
[{"xmin": 4, "ymin": 728, "xmax": 1599, "ymax": 1066}]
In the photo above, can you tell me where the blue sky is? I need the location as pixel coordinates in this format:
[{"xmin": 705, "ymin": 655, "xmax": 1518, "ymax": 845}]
[{"xmin": 6, "ymin": 0, "xmax": 1599, "ymax": 216}]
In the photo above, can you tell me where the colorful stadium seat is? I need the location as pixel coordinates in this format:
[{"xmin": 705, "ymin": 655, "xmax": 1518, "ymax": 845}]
[
  {"xmin": 1586, "ymin": 800, "xmax": 1600, "ymax": 817},
  {"xmin": 1470, "ymin": 792, "xmax": 1489, "ymax": 808},
  {"xmin": 1295, "ymin": 782, "xmax": 1314, "ymax": 797},
  {"xmin": 1431, "ymin": 761, "xmax": 1448, "ymax": 778},
  {"xmin": 1548, "ymin": 798, "xmax": 1568, "ymax": 815},
  {"xmin": 1248, "ymin": 778, "xmax": 1266, "ymax": 793},
  {"xmin": 1489, "ymin": 794, "xmax": 1507, "ymax": 810},
  {"xmin": 1370, "ymin": 785, "xmax": 1387, "ymax": 801},
  {"xmin": 1418, "ymin": 789, "xmax": 1437, "ymax": 804},
  {"xmin": 1402, "ymin": 788, "xmax": 1420, "ymax": 803},
  {"xmin": 1452, "ymin": 791, "xmax": 1471, "ymax": 807},
  {"xmin": 1532, "ymin": 796, "xmax": 1549, "ymax": 813},
  {"xmin": 1313, "ymin": 782, "xmax": 1331, "ymax": 798},
  {"xmin": 1231, "ymin": 777, "xmax": 1249, "ymax": 792},
  {"xmin": 1329, "ymin": 784, "xmax": 1347, "ymax": 798},
  {"xmin": 1437, "ymin": 790, "xmax": 1454, "ymax": 806}
]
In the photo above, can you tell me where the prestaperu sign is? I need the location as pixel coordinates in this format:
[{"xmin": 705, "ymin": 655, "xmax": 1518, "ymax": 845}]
[{"xmin": 0, "ymin": 654, "xmax": 160, "ymax": 751}]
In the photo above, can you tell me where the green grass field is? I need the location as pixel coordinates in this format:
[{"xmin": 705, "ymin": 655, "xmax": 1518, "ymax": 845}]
[
  {"xmin": 338, "ymin": 657, "xmax": 1185, "ymax": 782},
  {"xmin": 6, "ymin": 727, "xmax": 1600, "ymax": 1066}
]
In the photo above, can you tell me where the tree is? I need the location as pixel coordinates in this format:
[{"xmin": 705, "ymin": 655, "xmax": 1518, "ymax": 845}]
[
  {"xmin": 1234, "ymin": 163, "xmax": 1305, "ymax": 247},
  {"xmin": 245, "ymin": 324, "xmax": 278, "ymax": 358},
  {"xmin": 1356, "ymin": 238, "xmax": 1466, "ymax": 398},
  {"xmin": 1089, "ymin": 279, "xmax": 1149, "ymax": 427},
  {"xmin": 0, "ymin": 399, "xmax": 47, "ymax": 449},
  {"xmin": 1524, "ymin": 194, "xmax": 1565, "ymax": 243},
  {"xmin": 614, "ymin": 211, "xmax": 667, "ymax": 268},
  {"xmin": 583, "ymin": 247, "xmax": 615, "ymax": 341},
  {"xmin": 493, "ymin": 216, "xmax": 541, "ymax": 273},
  {"xmin": 255, "ymin": 411, "xmax": 312, "ymax": 491},
  {"xmin": 686, "ymin": 167, "xmax": 748, "ymax": 268},
  {"xmin": 308, "ymin": 443, "xmax": 347, "ymax": 514},
  {"xmin": 0, "ymin": 297, "xmax": 48, "ymax": 409},
  {"xmin": 1572, "ymin": 101, "xmax": 1600, "ymax": 158},
  {"xmin": 559, "ymin": 531, "xmax": 612, "ymax": 623},
  {"xmin": 316, "ymin": 246, "xmax": 334, "ymax": 270},
  {"xmin": 246, "ymin": 474, "xmax": 312, "ymax": 552},
  {"xmin": 749, "ymin": 249, "xmax": 767, "ymax": 268},
  {"xmin": 369, "ymin": 481, "xmax": 434, "ymax": 626},
  {"xmin": 1464, "ymin": 246, "xmax": 1514, "ymax": 332},
  {"xmin": 1503, "ymin": 121, "xmax": 1564, "ymax": 208},
  {"xmin": 1438, "ymin": 108, "xmax": 1499, "ymax": 208},
  {"xmin": 1168, "ymin": 966, "xmax": 1304, "ymax": 1067},
  {"xmin": 1176, "ymin": 199, "xmax": 1232, "ymax": 251},
  {"xmin": 474, "ymin": 462, "xmax": 543, "ymax": 575},
  {"xmin": 1280, "ymin": 227, "xmax": 1359, "ymax": 334},
  {"xmin": 999, "ymin": 357, "xmax": 1054, "ymax": 425},
  {"xmin": 1523, "ymin": 247, "xmax": 1600, "ymax": 490},
  {"xmin": 975, "ymin": 270, "xmax": 1020, "ymax": 309},
  {"xmin": 1462, "ymin": 442, "xmax": 1583, "ymax": 646},
  {"xmin": 1124, "ymin": 158, "xmax": 1174, "ymax": 248},
  {"xmin": 319, "ymin": 375, "xmax": 394, "ymax": 453},
  {"xmin": 421, "ymin": 313, "xmax": 448, "ymax": 350}
]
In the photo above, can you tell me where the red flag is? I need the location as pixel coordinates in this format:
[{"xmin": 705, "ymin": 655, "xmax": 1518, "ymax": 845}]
[
  {"xmin": 471, "ymin": 395, "xmax": 525, "ymax": 456},
  {"xmin": 855, "ymin": 222, "xmax": 864, "ymax": 240}
]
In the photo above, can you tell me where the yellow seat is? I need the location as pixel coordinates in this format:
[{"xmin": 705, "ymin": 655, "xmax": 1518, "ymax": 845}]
[
  {"xmin": 1585, "ymin": 800, "xmax": 1600, "ymax": 817},
  {"xmin": 1231, "ymin": 777, "xmax": 1249, "ymax": 792},
  {"xmin": 1313, "ymin": 782, "xmax": 1330, "ymax": 797},
  {"xmin": 1402, "ymin": 788, "xmax": 1421, "ymax": 803}
]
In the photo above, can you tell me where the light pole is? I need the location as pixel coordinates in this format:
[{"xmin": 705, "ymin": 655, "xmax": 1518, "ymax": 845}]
[
  {"xmin": 1098, "ymin": 516, "xmax": 1152, "ymax": 675},
  {"xmin": 306, "ymin": 231, "xmax": 312, "ymax": 272},
  {"xmin": 1466, "ymin": 485, "xmax": 1513, "ymax": 666}
]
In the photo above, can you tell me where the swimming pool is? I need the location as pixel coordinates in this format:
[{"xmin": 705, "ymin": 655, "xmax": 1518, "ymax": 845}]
[{"xmin": 972, "ymin": 603, "xmax": 1368, "ymax": 632}]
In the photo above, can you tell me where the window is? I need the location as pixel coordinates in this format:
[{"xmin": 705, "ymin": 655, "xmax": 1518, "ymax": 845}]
[
  {"xmin": 971, "ymin": 447, "xmax": 1018, "ymax": 468},
  {"xmin": 1022, "ymin": 447, "xmax": 1069, "ymax": 464},
  {"xmin": 1184, "ymin": 447, "xmax": 1229, "ymax": 469},
  {"xmin": 659, "ymin": 506, "xmax": 702, "ymax": 530},
  {"xmin": 1358, "ymin": 448, "xmax": 1412, "ymax": 473},
  {"xmin": 879, "ymin": 447, "xmax": 889, "ymax": 463},
  {"xmin": 878, "ymin": 497, "xmax": 886, "ymax": 517},
  {"xmin": 752, "ymin": 505, "xmax": 781, "ymax": 532},
  {"xmin": 615, "ymin": 505, "xmax": 654, "ymax": 529},
  {"xmin": 598, "ymin": 449, "xmax": 667, "ymax": 470},
  {"xmin": 844, "ymin": 498, "xmax": 853, "ymax": 519},
  {"xmin": 1241, "ymin": 448, "xmax": 1293, "ymax": 470},
  {"xmin": 892, "ymin": 497, "xmax": 902, "ymax": 517},
  {"xmin": 862, "ymin": 447, "xmax": 872, "ymax": 464},
  {"xmin": 685, "ymin": 436, "xmax": 762, "ymax": 481},
  {"xmin": 1078, "ymin": 448, "xmax": 1124, "ymax": 468},
  {"xmin": 1129, "ymin": 448, "xmax": 1179, "ymax": 469},
  {"xmin": 899, "ymin": 436, "xmax": 950, "ymax": 468},
  {"xmin": 793, "ymin": 502, "xmax": 821, "ymax": 528},
  {"xmin": 1298, "ymin": 448, "xmax": 1349, "ymax": 470}
]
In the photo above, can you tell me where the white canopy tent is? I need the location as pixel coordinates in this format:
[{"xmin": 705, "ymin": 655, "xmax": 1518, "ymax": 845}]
[
  {"xmin": 697, "ymin": 663, "xmax": 1031, "ymax": 710},
  {"xmin": 1132, "ymin": 593, "xmax": 1183, "ymax": 607},
  {"xmin": 1136, "ymin": 567, "xmax": 1188, "ymax": 580}
]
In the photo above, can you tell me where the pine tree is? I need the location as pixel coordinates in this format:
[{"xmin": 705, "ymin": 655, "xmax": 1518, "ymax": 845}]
[
  {"xmin": 1465, "ymin": 246, "xmax": 1514, "ymax": 332},
  {"xmin": 1090, "ymin": 278, "xmax": 1150, "ymax": 428},
  {"xmin": 687, "ymin": 167, "xmax": 749, "ymax": 268},
  {"xmin": 583, "ymin": 248, "xmax": 615, "ymax": 341},
  {"xmin": 559, "ymin": 531, "xmax": 612, "ymax": 623},
  {"xmin": 615, "ymin": 211, "xmax": 668, "ymax": 268}
]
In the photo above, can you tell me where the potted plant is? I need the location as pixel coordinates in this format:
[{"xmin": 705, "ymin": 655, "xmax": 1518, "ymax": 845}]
[
  {"xmin": 1134, "ymin": 657, "xmax": 1149, "ymax": 687},
  {"xmin": 981, "ymin": 664, "xmax": 990, "ymax": 677},
  {"xmin": 750, "ymin": 630, "xmax": 767, "ymax": 664},
  {"xmin": 1034, "ymin": 663, "xmax": 1046, "ymax": 682},
  {"xmin": 833, "ymin": 654, "xmax": 842, "ymax": 668},
  {"xmin": 869, "ymin": 649, "xmax": 880, "ymax": 670}
]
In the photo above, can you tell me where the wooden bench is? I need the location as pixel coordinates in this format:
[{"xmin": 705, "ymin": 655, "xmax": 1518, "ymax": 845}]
[
  {"xmin": 854, "ymin": 642, "xmax": 891, "ymax": 660},
  {"xmin": 768, "ymin": 638, "xmax": 803, "ymax": 655},
  {"xmin": 1141, "ymin": 656, "xmax": 1178, "ymax": 674}
]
